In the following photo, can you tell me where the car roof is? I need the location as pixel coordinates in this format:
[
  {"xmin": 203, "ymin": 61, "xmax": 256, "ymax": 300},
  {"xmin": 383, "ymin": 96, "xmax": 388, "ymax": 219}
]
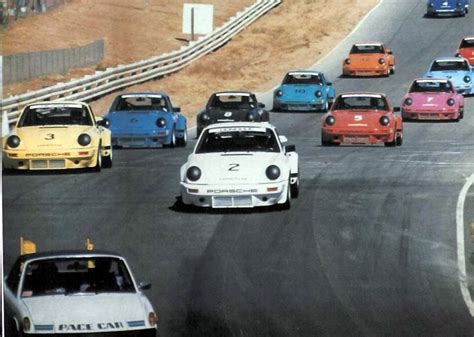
[
  {"xmin": 353, "ymin": 42, "xmax": 384, "ymax": 47},
  {"xmin": 287, "ymin": 70, "xmax": 322, "ymax": 76},
  {"xmin": 17, "ymin": 250, "xmax": 125, "ymax": 263},
  {"xmin": 433, "ymin": 57, "xmax": 466, "ymax": 62},
  {"xmin": 413, "ymin": 78, "xmax": 451, "ymax": 83},
  {"xmin": 462, "ymin": 36, "xmax": 474, "ymax": 41},
  {"xmin": 118, "ymin": 91, "xmax": 168, "ymax": 98},
  {"xmin": 213, "ymin": 91, "xmax": 254, "ymax": 96},
  {"xmin": 338, "ymin": 92, "xmax": 386, "ymax": 98},
  {"xmin": 27, "ymin": 101, "xmax": 89, "ymax": 108},
  {"xmin": 205, "ymin": 122, "xmax": 274, "ymax": 130}
]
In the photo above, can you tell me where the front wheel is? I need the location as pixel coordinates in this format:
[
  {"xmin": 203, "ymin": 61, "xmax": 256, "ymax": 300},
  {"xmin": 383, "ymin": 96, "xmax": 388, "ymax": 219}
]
[
  {"xmin": 93, "ymin": 149, "xmax": 102, "ymax": 172},
  {"xmin": 384, "ymin": 137, "xmax": 397, "ymax": 147},
  {"xmin": 102, "ymin": 149, "xmax": 113, "ymax": 168},
  {"xmin": 280, "ymin": 181, "xmax": 291, "ymax": 210},
  {"xmin": 290, "ymin": 174, "xmax": 299, "ymax": 199},
  {"xmin": 163, "ymin": 129, "xmax": 176, "ymax": 148},
  {"xmin": 176, "ymin": 129, "xmax": 187, "ymax": 147},
  {"xmin": 396, "ymin": 134, "xmax": 403, "ymax": 146}
]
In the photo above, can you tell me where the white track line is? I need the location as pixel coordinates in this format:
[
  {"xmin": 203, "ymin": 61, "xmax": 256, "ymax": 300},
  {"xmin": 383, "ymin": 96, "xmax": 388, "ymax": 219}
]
[{"xmin": 456, "ymin": 174, "xmax": 474, "ymax": 316}]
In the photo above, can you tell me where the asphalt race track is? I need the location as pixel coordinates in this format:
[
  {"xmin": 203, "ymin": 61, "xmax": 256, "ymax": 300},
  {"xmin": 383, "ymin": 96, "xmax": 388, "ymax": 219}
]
[{"xmin": 3, "ymin": 0, "xmax": 474, "ymax": 336}]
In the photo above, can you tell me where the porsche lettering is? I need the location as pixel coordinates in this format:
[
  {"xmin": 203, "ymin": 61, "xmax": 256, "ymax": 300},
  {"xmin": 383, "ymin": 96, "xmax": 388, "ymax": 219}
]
[
  {"xmin": 25, "ymin": 152, "xmax": 70, "ymax": 157},
  {"xmin": 207, "ymin": 189, "xmax": 258, "ymax": 194}
]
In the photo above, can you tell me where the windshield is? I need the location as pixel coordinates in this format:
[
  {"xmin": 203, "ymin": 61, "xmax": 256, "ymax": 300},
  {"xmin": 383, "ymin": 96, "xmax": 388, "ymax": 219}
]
[
  {"xmin": 350, "ymin": 45, "xmax": 384, "ymax": 54},
  {"xmin": 430, "ymin": 60, "xmax": 470, "ymax": 71},
  {"xmin": 333, "ymin": 96, "xmax": 389, "ymax": 111},
  {"xmin": 409, "ymin": 81, "xmax": 454, "ymax": 93},
  {"xmin": 196, "ymin": 128, "xmax": 280, "ymax": 153},
  {"xmin": 114, "ymin": 95, "xmax": 167, "ymax": 111},
  {"xmin": 209, "ymin": 94, "xmax": 256, "ymax": 110},
  {"xmin": 19, "ymin": 105, "xmax": 93, "ymax": 127},
  {"xmin": 283, "ymin": 74, "xmax": 322, "ymax": 85},
  {"xmin": 460, "ymin": 39, "xmax": 474, "ymax": 49},
  {"xmin": 20, "ymin": 257, "xmax": 135, "ymax": 297}
]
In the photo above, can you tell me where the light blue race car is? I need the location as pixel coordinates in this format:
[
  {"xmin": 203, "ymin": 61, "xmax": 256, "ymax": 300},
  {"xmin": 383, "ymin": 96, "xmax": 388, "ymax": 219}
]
[
  {"xmin": 104, "ymin": 92, "xmax": 187, "ymax": 148},
  {"xmin": 424, "ymin": 57, "xmax": 473, "ymax": 95},
  {"xmin": 426, "ymin": 0, "xmax": 469, "ymax": 17},
  {"xmin": 273, "ymin": 70, "xmax": 335, "ymax": 112}
]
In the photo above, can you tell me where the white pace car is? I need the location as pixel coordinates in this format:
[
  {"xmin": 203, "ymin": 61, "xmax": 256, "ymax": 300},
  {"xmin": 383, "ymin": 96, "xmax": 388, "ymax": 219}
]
[
  {"xmin": 180, "ymin": 122, "xmax": 299, "ymax": 209},
  {"xmin": 5, "ymin": 248, "xmax": 158, "ymax": 336}
]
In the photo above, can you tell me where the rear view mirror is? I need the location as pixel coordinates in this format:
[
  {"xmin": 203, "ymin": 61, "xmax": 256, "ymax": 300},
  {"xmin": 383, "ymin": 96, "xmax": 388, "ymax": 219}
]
[{"xmin": 285, "ymin": 145, "xmax": 296, "ymax": 153}]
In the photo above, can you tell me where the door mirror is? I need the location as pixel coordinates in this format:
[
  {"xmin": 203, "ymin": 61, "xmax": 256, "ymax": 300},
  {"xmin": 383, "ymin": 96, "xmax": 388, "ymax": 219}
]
[
  {"xmin": 393, "ymin": 107, "xmax": 401, "ymax": 113},
  {"xmin": 173, "ymin": 107, "xmax": 181, "ymax": 113},
  {"xmin": 138, "ymin": 282, "xmax": 151, "ymax": 290},
  {"xmin": 258, "ymin": 103, "xmax": 266, "ymax": 109},
  {"xmin": 285, "ymin": 145, "xmax": 296, "ymax": 153},
  {"xmin": 97, "ymin": 117, "xmax": 110, "ymax": 128},
  {"xmin": 387, "ymin": 49, "xmax": 393, "ymax": 55},
  {"xmin": 326, "ymin": 82, "xmax": 333, "ymax": 86}
]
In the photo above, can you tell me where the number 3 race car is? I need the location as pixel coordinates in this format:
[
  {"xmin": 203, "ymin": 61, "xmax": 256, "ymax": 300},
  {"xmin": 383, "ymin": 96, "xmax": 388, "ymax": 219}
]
[
  {"xmin": 3, "ymin": 102, "xmax": 112, "ymax": 172},
  {"xmin": 4, "ymin": 239, "xmax": 158, "ymax": 337},
  {"xmin": 321, "ymin": 93, "xmax": 403, "ymax": 147},
  {"xmin": 180, "ymin": 122, "xmax": 299, "ymax": 209},
  {"xmin": 401, "ymin": 78, "xmax": 464, "ymax": 121}
]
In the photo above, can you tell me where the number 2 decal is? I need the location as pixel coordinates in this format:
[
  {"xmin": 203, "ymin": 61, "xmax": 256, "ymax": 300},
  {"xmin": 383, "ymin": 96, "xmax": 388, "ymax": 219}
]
[
  {"xmin": 45, "ymin": 133, "xmax": 55, "ymax": 140},
  {"xmin": 229, "ymin": 163, "xmax": 240, "ymax": 171}
]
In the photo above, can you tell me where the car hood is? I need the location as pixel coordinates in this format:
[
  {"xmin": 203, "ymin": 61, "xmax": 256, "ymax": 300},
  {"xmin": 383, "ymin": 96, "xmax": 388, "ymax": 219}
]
[
  {"xmin": 185, "ymin": 152, "xmax": 287, "ymax": 184},
  {"xmin": 424, "ymin": 71, "xmax": 471, "ymax": 85},
  {"xmin": 23, "ymin": 293, "xmax": 148, "ymax": 332},
  {"xmin": 107, "ymin": 110, "xmax": 170, "ymax": 131},
  {"xmin": 204, "ymin": 107, "xmax": 257, "ymax": 122},
  {"xmin": 13, "ymin": 125, "xmax": 95, "ymax": 150},
  {"xmin": 348, "ymin": 53, "xmax": 385, "ymax": 64},
  {"xmin": 405, "ymin": 92, "xmax": 456, "ymax": 107},
  {"xmin": 277, "ymin": 84, "xmax": 324, "ymax": 100},
  {"xmin": 326, "ymin": 110, "xmax": 393, "ymax": 127}
]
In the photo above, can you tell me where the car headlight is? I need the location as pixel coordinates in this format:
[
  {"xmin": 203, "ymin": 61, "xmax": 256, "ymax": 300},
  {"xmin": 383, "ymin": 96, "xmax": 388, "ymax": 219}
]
[
  {"xmin": 315, "ymin": 91, "xmax": 322, "ymax": 98},
  {"xmin": 247, "ymin": 113, "xmax": 256, "ymax": 121},
  {"xmin": 345, "ymin": 58, "xmax": 351, "ymax": 65},
  {"xmin": 447, "ymin": 98, "xmax": 455, "ymax": 106},
  {"xmin": 186, "ymin": 166, "xmax": 201, "ymax": 181},
  {"xmin": 275, "ymin": 90, "xmax": 283, "ymax": 97},
  {"xmin": 156, "ymin": 118, "xmax": 166, "ymax": 127},
  {"xmin": 457, "ymin": 2, "xmax": 462, "ymax": 7},
  {"xmin": 429, "ymin": 2, "xmax": 434, "ymax": 7},
  {"xmin": 379, "ymin": 116, "xmax": 390, "ymax": 126},
  {"xmin": 148, "ymin": 312, "xmax": 158, "ymax": 327},
  {"xmin": 464, "ymin": 75, "xmax": 471, "ymax": 83},
  {"xmin": 22, "ymin": 317, "xmax": 31, "ymax": 332},
  {"xmin": 325, "ymin": 115, "xmax": 336, "ymax": 126},
  {"xmin": 200, "ymin": 113, "xmax": 210, "ymax": 122},
  {"xmin": 378, "ymin": 58, "xmax": 385, "ymax": 65},
  {"xmin": 265, "ymin": 165, "xmax": 280, "ymax": 181},
  {"xmin": 404, "ymin": 98, "xmax": 413, "ymax": 106},
  {"xmin": 6, "ymin": 135, "xmax": 20, "ymax": 148},
  {"xmin": 77, "ymin": 133, "xmax": 91, "ymax": 146}
]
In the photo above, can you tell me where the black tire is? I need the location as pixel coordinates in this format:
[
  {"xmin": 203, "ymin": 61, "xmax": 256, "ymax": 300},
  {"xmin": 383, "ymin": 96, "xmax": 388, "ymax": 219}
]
[
  {"xmin": 320, "ymin": 101, "xmax": 329, "ymax": 113},
  {"xmin": 102, "ymin": 149, "xmax": 113, "ymax": 168},
  {"xmin": 460, "ymin": 108, "xmax": 464, "ymax": 119},
  {"xmin": 390, "ymin": 67, "xmax": 395, "ymax": 75},
  {"xmin": 396, "ymin": 135, "xmax": 403, "ymax": 146},
  {"xmin": 384, "ymin": 137, "xmax": 396, "ymax": 147},
  {"xmin": 93, "ymin": 148, "xmax": 102, "ymax": 172},
  {"xmin": 280, "ymin": 181, "xmax": 291, "ymax": 210},
  {"xmin": 163, "ymin": 129, "xmax": 176, "ymax": 148},
  {"xmin": 176, "ymin": 129, "xmax": 187, "ymax": 147},
  {"xmin": 290, "ymin": 174, "xmax": 299, "ymax": 199}
]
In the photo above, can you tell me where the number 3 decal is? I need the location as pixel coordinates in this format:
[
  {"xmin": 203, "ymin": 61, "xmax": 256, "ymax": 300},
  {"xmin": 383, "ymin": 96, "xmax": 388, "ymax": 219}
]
[
  {"xmin": 229, "ymin": 163, "xmax": 240, "ymax": 171},
  {"xmin": 45, "ymin": 133, "xmax": 55, "ymax": 140}
]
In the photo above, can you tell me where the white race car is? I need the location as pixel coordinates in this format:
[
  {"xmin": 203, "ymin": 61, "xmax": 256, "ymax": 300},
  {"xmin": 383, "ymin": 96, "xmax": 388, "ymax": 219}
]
[
  {"xmin": 180, "ymin": 122, "xmax": 299, "ymax": 209},
  {"xmin": 4, "ymin": 239, "xmax": 158, "ymax": 336}
]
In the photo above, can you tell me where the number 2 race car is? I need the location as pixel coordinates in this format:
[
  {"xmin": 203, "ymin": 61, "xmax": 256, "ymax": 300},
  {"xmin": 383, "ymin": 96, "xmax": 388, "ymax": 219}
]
[
  {"xmin": 4, "ymin": 238, "xmax": 158, "ymax": 337},
  {"xmin": 180, "ymin": 122, "xmax": 299, "ymax": 209},
  {"xmin": 342, "ymin": 43, "xmax": 395, "ymax": 77},
  {"xmin": 3, "ymin": 102, "xmax": 112, "ymax": 172},
  {"xmin": 402, "ymin": 78, "xmax": 464, "ymax": 121},
  {"xmin": 273, "ymin": 70, "xmax": 335, "ymax": 112},
  {"xmin": 321, "ymin": 93, "xmax": 403, "ymax": 147},
  {"xmin": 104, "ymin": 92, "xmax": 187, "ymax": 148}
]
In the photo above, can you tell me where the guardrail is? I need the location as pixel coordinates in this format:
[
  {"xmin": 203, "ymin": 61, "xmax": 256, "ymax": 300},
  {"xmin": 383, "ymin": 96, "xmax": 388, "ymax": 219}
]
[{"xmin": 0, "ymin": 0, "xmax": 281, "ymax": 124}]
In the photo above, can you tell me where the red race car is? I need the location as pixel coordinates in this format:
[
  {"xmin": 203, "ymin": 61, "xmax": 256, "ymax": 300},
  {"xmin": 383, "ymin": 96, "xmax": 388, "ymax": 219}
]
[
  {"xmin": 456, "ymin": 36, "xmax": 474, "ymax": 65},
  {"xmin": 321, "ymin": 93, "xmax": 403, "ymax": 147},
  {"xmin": 402, "ymin": 78, "xmax": 464, "ymax": 121}
]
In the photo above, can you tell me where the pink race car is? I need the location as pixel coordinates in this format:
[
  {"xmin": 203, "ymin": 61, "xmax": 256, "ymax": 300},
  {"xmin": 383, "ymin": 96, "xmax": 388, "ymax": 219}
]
[{"xmin": 402, "ymin": 78, "xmax": 464, "ymax": 121}]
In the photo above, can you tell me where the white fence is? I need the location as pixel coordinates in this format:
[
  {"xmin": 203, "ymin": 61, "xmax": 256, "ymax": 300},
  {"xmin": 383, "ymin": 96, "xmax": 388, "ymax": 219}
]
[{"xmin": 0, "ymin": 0, "xmax": 281, "ymax": 124}]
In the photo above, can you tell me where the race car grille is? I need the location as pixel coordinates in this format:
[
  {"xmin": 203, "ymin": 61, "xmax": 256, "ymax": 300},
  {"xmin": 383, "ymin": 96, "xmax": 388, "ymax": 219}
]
[
  {"xmin": 31, "ymin": 329, "xmax": 156, "ymax": 337},
  {"xmin": 213, "ymin": 196, "xmax": 253, "ymax": 208},
  {"xmin": 30, "ymin": 159, "xmax": 66, "ymax": 169}
]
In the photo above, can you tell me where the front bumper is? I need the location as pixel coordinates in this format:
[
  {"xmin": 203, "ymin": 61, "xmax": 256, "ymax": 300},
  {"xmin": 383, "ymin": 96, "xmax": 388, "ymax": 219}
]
[
  {"xmin": 181, "ymin": 181, "xmax": 290, "ymax": 208},
  {"xmin": 342, "ymin": 66, "xmax": 388, "ymax": 77},
  {"xmin": 427, "ymin": 8, "xmax": 465, "ymax": 16},
  {"xmin": 24, "ymin": 328, "xmax": 157, "ymax": 337},
  {"xmin": 3, "ymin": 148, "xmax": 98, "ymax": 170},
  {"xmin": 273, "ymin": 100, "xmax": 326, "ymax": 112},
  {"xmin": 402, "ymin": 108, "xmax": 459, "ymax": 120},
  {"xmin": 322, "ymin": 128, "xmax": 395, "ymax": 144},
  {"xmin": 112, "ymin": 130, "xmax": 170, "ymax": 148}
]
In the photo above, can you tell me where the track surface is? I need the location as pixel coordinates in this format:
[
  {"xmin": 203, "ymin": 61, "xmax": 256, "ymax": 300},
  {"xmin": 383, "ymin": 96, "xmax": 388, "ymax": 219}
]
[{"xmin": 3, "ymin": 1, "xmax": 474, "ymax": 336}]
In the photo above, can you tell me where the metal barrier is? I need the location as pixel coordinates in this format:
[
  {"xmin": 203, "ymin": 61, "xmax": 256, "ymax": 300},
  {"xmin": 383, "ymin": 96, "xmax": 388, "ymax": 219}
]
[{"xmin": 0, "ymin": 0, "xmax": 281, "ymax": 124}]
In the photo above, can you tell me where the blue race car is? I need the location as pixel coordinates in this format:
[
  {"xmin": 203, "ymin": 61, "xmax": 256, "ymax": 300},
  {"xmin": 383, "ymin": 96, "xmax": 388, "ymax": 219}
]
[
  {"xmin": 273, "ymin": 70, "xmax": 335, "ymax": 112},
  {"xmin": 424, "ymin": 57, "xmax": 473, "ymax": 95},
  {"xmin": 104, "ymin": 92, "xmax": 187, "ymax": 148},
  {"xmin": 426, "ymin": 0, "xmax": 469, "ymax": 17}
]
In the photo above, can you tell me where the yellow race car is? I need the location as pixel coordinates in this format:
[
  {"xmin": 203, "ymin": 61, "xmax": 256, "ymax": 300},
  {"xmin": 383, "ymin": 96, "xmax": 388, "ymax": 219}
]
[{"xmin": 3, "ymin": 101, "xmax": 112, "ymax": 172}]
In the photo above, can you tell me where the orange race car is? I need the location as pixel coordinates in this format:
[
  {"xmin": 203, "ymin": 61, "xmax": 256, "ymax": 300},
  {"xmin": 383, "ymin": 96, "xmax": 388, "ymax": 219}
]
[
  {"xmin": 321, "ymin": 93, "xmax": 403, "ymax": 147},
  {"xmin": 342, "ymin": 43, "xmax": 395, "ymax": 77},
  {"xmin": 456, "ymin": 36, "xmax": 474, "ymax": 65}
]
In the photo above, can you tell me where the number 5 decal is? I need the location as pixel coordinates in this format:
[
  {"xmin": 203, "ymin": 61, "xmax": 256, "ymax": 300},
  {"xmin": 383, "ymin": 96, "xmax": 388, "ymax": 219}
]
[
  {"xmin": 45, "ymin": 133, "xmax": 55, "ymax": 140},
  {"xmin": 229, "ymin": 163, "xmax": 240, "ymax": 171}
]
